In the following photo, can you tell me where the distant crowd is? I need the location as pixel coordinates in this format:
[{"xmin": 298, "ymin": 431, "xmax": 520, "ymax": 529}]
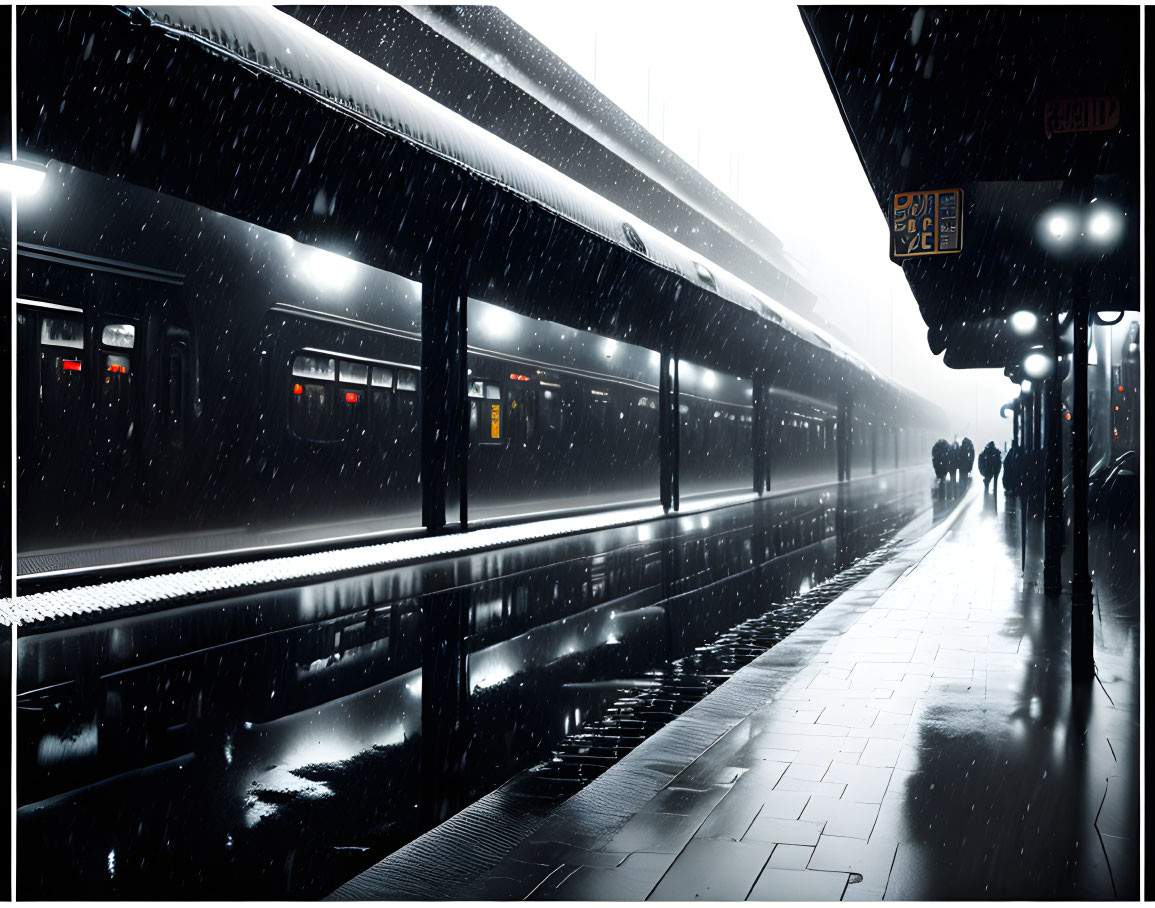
[{"xmin": 932, "ymin": 437, "xmax": 1010, "ymax": 493}]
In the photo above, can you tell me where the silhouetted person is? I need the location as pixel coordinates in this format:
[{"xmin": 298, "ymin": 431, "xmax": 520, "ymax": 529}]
[
  {"xmin": 978, "ymin": 441, "xmax": 1002, "ymax": 492},
  {"xmin": 932, "ymin": 439, "xmax": 951, "ymax": 481},
  {"xmin": 959, "ymin": 437, "xmax": 975, "ymax": 478},
  {"xmin": 1003, "ymin": 441, "xmax": 1021, "ymax": 498},
  {"xmin": 950, "ymin": 441, "xmax": 961, "ymax": 482}
]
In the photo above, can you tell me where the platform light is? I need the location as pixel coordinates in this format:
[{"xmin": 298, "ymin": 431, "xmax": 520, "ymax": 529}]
[
  {"xmin": 300, "ymin": 247, "xmax": 355, "ymax": 292},
  {"xmin": 1085, "ymin": 201, "xmax": 1123, "ymax": 246},
  {"xmin": 1021, "ymin": 380, "xmax": 1032, "ymax": 393},
  {"xmin": 1093, "ymin": 310, "xmax": 1123, "ymax": 325},
  {"xmin": 1010, "ymin": 310, "xmax": 1038, "ymax": 335},
  {"xmin": 603, "ymin": 338, "xmax": 617, "ymax": 359},
  {"xmin": 702, "ymin": 369, "xmax": 717, "ymax": 390},
  {"xmin": 1035, "ymin": 204, "xmax": 1079, "ymax": 252},
  {"xmin": 0, "ymin": 160, "xmax": 46, "ymax": 197},
  {"xmin": 1023, "ymin": 352, "xmax": 1052, "ymax": 379},
  {"xmin": 479, "ymin": 304, "xmax": 517, "ymax": 340}
]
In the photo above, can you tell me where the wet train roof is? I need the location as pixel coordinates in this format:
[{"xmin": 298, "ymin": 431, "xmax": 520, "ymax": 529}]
[{"xmin": 137, "ymin": 5, "xmax": 900, "ymax": 399}]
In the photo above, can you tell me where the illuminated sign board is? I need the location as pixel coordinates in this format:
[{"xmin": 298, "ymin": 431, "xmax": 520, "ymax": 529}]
[
  {"xmin": 490, "ymin": 403, "xmax": 501, "ymax": 439},
  {"xmin": 1043, "ymin": 96, "xmax": 1119, "ymax": 139},
  {"xmin": 892, "ymin": 188, "xmax": 963, "ymax": 258}
]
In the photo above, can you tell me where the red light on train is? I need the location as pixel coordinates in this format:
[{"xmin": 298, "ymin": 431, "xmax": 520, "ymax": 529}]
[
  {"xmin": 509, "ymin": 373, "xmax": 529, "ymax": 382},
  {"xmin": 292, "ymin": 383, "xmax": 304, "ymax": 395},
  {"xmin": 1065, "ymin": 413, "xmax": 1071, "ymax": 421},
  {"xmin": 107, "ymin": 363, "xmax": 127, "ymax": 374},
  {"xmin": 345, "ymin": 391, "xmax": 359, "ymax": 403},
  {"xmin": 62, "ymin": 360, "xmax": 82, "ymax": 372},
  {"xmin": 1114, "ymin": 405, "xmax": 1119, "ymax": 411},
  {"xmin": 1118, "ymin": 385, "xmax": 1124, "ymax": 392}
]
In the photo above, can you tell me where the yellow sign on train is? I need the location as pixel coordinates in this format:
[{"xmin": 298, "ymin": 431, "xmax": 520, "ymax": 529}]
[
  {"xmin": 490, "ymin": 403, "xmax": 501, "ymax": 439},
  {"xmin": 892, "ymin": 188, "xmax": 963, "ymax": 258}
]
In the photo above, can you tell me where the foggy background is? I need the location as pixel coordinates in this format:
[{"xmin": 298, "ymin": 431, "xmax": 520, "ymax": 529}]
[{"xmin": 501, "ymin": 1, "xmax": 1014, "ymax": 449}]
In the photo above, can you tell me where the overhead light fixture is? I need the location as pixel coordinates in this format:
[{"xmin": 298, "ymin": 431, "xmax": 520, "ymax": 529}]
[
  {"xmin": 1010, "ymin": 310, "xmax": 1038, "ymax": 335},
  {"xmin": 1035, "ymin": 204, "xmax": 1080, "ymax": 253},
  {"xmin": 297, "ymin": 246, "xmax": 356, "ymax": 292},
  {"xmin": 1085, "ymin": 201, "xmax": 1123, "ymax": 247},
  {"xmin": 1023, "ymin": 352, "xmax": 1052, "ymax": 379},
  {"xmin": 0, "ymin": 160, "xmax": 47, "ymax": 197},
  {"xmin": 1021, "ymin": 379, "xmax": 1032, "ymax": 393},
  {"xmin": 1093, "ymin": 310, "xmax": 1124, "ymax": 325}
]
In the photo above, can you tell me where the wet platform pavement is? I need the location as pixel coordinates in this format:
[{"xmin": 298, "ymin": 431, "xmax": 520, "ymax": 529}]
[{"xmin": 332, "ymin": 485, "xmax": 1138, "ymax": 900}]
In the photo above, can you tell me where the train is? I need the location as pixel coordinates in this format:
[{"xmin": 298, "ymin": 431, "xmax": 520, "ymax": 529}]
[
  {"xmin": 13, "ymin": 5, "xmax": 951, "ymax": 900},
  {"xmin": 13, "ymin": 5, "xmax": 944, "ymax": 586}
]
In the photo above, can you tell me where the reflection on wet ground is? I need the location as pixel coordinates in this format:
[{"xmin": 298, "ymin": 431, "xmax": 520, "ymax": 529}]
[
  {"xmin": 18, "ymin": 470, "xmax": 934, "ymax": 898},
  {"xmin": 370, "ymin": 487, "xmax": 1137, "ymax": 901}
]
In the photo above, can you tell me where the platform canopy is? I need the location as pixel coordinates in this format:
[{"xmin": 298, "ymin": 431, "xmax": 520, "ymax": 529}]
[{"xmin": 800, "ymin": 6, "xmax": 1139, "ymax": 370}]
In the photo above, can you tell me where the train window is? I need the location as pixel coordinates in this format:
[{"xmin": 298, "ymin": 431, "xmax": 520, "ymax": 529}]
[
  {"xmin": 371, "ymin": 367, "xmax": 394, "ymax": 389},
  {"xmin": 40, "ymin": 316, "xmax": 84, "ymax": 349},
  {"xmin": 397, "ymin": 370, "xmax": 418, "ymax": 392},
  {"xmin": 339, "ymin": 361, "xmax": 369, "ymax": 385},
  {"xmin": 101, "ymin": 323, "xmax": 135, "ymax": 348},
  {"xmin": 485, "ymin": 383, "xmax": 501, "ymax": 400},
  {"xmin": 468, "ymin": 380, "xmax": 485, "ymax": 399},
  {"xmin": 292, "ymin": 353, "xmax": 336, "ymax": 380},
  {"xmin": 291, "ymin": 382, "xmax": 337, "ymax": 441}
]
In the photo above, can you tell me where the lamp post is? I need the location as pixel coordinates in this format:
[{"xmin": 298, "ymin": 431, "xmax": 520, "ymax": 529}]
[
  {"xmin": 1043, "ymin": 308, "xmax": 1064, "ymax": 595},
  {"xmin": 1069, "ymin": 273, "xmax": 1093, "ymax": 682}
]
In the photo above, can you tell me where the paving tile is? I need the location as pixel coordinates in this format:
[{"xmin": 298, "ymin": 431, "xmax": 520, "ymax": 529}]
[
  {"xmin": 799, "ymin": 797, "xmax": 879, "ymax": 839},
  {"xmin": 858, "ymin": 738, "xmax": 903, "ymax": 768},
  {"xmin": 823, "ymin": 762, "xmax": 893, "ymax": 803},
  {"xmin": 545, "ymin": 852, "xmax": 676, "ymax": 901},
  {"xmin": 765, "ymin": 844, "xmax": 814, "ymax": 870},
  {"xmin": 752, "ymin": 789, "xmax": 811, "ymax": 820},
  {"xmin": 508, "ymin": 840, "xmax": 630, "ymax": 870},
  {"xmin": 742, "ymin": 816, "xmax": 825, "ymax": 847},
  {"xmin": 819, "ymin": 705, "xmax": 879, "ymax": 728},
  {"xmin": 782, "ymin": 760, "xmax": 830, "ymax": 781},
  {"xmin": 647, "ymin": 784, "xmax": 730, "ymax": 819},
  {"xmin": 694, "ymin": 790, "xmax": 765, "ymax": 841},
  {"xmin": 747, "ymin": 867, "xmax": 850, "ymax": 901},
  {"xmin": 774, "ymin": 776, "xmax": 847, "ymax": 798},
  {"xmin": 600, "ymin": 810, "xmax": 705, "ymax": 855},
  {"xmin": 475, "ymin": 858, "xmax": 556, "ymax": 899},
  {"xmin": 647, "ymin": 839, "xmax": 773, "ymax": 900}
]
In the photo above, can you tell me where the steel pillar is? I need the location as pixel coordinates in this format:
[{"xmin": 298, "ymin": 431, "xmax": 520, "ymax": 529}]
[
  {"xmin": 660, "ymin": 349, "xmax": 682, "ymax": 512},
  {"xmin": 1070, "ymin": 285, "xmax": 1094, "ymax": 682},
  {"xmin": 420, "ymin": 251, "xmax": 469, "ymax": 533},
  {"xmin": 752, "ymin": 372, "xmax": 770, "ymax": 493},
  {"xmin": 1043, "ymin": 312, "xmax": 1064, "ymax": 595}
]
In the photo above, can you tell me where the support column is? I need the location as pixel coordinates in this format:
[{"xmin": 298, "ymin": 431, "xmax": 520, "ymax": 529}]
[
  {"xmin": 1039, "ymin": 376, "xmax": 1048, "ymax": 517},
  {"xmin": 671, "ymin": 354, "xmax": 680, "ymax": 510},
  {"xmin": 837, "ymin": 395, "xmax": 851, "ymax": 482},
  {"xmin": 660, "ymin": 349, "xmax": 673, "ymax": 511},
  {"xmin": 1043, "ymin": 311, "xmax": 1064, "ymax": 595},
  {"xmin": 420, "ymin": 250, "xmax": 469, "ymax": 533},
  {"xmin": 1070, "ymin": 280, "xmax": 1094, "ymax": 683},
  {"xmin": 752, "ymin": 372, "xmax": 770, "ymax": 493}
]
